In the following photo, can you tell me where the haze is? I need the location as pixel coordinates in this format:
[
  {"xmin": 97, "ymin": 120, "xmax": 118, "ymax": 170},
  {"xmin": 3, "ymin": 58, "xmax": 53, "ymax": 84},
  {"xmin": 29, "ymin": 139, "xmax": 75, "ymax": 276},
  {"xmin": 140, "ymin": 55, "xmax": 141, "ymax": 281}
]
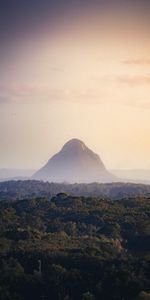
[{"xmin": 0, "ymin": 0, "xmax": 150, "ymax": 170}]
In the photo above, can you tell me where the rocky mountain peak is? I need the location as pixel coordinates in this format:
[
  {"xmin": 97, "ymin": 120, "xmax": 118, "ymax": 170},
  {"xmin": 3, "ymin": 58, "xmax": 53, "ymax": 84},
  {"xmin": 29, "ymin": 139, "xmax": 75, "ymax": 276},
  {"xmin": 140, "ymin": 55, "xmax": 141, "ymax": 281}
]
[{"xmin": 33, "ymin": 139, "xmax": 115, "ymax": 183}]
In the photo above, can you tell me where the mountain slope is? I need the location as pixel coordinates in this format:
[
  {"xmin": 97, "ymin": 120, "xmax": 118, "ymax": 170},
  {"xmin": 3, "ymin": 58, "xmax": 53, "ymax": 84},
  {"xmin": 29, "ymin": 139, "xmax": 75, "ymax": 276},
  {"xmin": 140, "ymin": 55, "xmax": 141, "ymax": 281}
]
[{"xmin": 33, "ymin": 139, "xmax": 115, "ymax": 183}]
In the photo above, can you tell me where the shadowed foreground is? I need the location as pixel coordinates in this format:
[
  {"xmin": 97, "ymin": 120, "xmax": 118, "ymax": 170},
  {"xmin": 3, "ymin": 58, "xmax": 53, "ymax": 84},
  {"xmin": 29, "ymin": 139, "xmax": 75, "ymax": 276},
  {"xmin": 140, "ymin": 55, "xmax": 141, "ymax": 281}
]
[{"xmin": 0, "ymin": 194, "xmax": 150, "ymax": 300}]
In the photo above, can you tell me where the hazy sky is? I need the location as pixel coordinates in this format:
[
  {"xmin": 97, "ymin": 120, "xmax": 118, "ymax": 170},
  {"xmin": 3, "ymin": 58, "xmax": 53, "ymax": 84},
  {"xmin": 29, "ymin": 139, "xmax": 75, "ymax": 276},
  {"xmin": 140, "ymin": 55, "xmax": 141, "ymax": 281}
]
[{"xmin": 0, "ymin": 0, "xmax": 150, "ymax": 170}]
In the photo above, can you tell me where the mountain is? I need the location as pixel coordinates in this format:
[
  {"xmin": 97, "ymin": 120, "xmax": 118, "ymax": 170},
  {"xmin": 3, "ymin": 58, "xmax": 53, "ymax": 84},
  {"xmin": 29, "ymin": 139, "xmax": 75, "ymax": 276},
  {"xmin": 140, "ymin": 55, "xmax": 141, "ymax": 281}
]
[{"xmin": 33, "ymin": 139, "xmax": 116, "ymax": 183}]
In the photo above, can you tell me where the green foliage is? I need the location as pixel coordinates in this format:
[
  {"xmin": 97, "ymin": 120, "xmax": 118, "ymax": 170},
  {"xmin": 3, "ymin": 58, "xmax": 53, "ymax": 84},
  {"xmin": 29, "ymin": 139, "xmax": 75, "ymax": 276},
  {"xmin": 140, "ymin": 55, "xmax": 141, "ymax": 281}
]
[{"xmin": 0, "ymin": 193, "xmax": 150, "ymax": 300}]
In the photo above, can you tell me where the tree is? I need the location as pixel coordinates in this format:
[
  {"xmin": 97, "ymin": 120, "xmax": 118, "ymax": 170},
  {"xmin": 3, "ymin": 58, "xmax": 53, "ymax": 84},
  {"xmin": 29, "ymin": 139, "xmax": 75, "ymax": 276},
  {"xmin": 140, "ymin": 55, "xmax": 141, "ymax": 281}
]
[{"xmin": 82, "ymin": 291, "xmax": 95, "ymax": 300}]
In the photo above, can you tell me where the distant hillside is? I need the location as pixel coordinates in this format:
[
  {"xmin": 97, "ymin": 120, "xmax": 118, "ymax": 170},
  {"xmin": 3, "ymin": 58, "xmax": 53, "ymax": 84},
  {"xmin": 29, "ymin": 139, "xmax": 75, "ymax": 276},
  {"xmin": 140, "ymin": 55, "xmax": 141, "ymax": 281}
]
[
  {"xmin": 0, "ymin": 169, "xmax": 35, "ymax": 181},
  {"xmin": 112, "ymin": 169, "xmax": 150, "ymax": 183},
  {"xmin": 0, "ymin": 180, "xmax": 150, "ymax": 201}
]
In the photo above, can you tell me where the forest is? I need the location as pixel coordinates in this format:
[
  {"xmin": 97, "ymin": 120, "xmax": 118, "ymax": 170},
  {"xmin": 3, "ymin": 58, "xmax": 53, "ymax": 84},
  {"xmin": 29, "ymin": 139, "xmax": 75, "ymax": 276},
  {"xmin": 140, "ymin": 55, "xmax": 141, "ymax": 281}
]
[
  {"xmin": 1, "ymin": 180, "xmax": 150, "ymax": 201},
  {"xmin": 0, "ymin": 191, "xmax": 150, "ymax": 300}
]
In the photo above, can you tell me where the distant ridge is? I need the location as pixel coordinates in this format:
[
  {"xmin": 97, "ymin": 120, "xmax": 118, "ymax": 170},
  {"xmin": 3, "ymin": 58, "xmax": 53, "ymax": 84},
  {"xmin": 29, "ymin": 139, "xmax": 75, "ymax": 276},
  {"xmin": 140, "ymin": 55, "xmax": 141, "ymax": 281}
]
[
  {"xmin": 33, "ymin": 138, "xmax": 116, "ymax": 183},
  {"xmin": 0, "ymin": 169, "xmax": 35, "ymax": 180},
  {"xmin": 0, "ymin": 180, "xmax": 150, "ymax": 201}
]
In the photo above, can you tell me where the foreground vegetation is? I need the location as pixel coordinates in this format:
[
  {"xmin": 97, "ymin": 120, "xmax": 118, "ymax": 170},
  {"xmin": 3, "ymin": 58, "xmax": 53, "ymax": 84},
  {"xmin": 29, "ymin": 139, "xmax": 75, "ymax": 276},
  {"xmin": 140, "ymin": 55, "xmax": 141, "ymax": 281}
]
[{"xmin": 0, "ymin": 192, "xmax": 150, "ymax": 300}]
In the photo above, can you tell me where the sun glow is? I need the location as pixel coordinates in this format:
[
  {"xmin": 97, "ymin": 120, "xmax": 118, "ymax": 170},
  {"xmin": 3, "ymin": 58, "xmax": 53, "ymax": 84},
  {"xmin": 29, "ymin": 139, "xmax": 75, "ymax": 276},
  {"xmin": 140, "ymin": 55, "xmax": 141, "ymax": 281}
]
[{"xmin": 0, "ymin": 3, "xmax": 150, "ymax": 169}]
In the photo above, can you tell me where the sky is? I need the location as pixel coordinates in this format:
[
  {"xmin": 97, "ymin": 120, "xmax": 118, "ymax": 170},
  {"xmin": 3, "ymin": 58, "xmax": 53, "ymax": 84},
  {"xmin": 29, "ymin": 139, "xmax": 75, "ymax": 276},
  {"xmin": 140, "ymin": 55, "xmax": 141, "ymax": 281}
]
[{"xmin": 0, "ymin": 0, "xmax": 150, "ymax": 170}]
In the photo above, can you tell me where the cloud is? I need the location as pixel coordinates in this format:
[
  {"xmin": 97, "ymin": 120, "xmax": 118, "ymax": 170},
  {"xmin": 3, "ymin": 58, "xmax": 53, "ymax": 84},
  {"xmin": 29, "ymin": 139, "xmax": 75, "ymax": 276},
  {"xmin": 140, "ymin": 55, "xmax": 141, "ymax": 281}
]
[
  {"xmin": 117, "ymin": 75, "xmax": 150, "ymax": 86},
  {"xmin": 0, "ymin": 95, "xmax": 10, "ymax": 104},
  {"xmin": 0, "ymin": 84, "xmax": 66, "ymax": 101},
  {"xmin": 92, "ymin": 74, "xmax": 150, "ymax": 87},
  {"xmin": 124, "ymin": 59, "xmax": 150, "ymax": 65},
  {"xmin": 0, "ymin": 81, "xmax": 150, "ymax": 110},
  {"xmin": 49, "ymin": 67, "xmax": 64, "ymax": 72}
]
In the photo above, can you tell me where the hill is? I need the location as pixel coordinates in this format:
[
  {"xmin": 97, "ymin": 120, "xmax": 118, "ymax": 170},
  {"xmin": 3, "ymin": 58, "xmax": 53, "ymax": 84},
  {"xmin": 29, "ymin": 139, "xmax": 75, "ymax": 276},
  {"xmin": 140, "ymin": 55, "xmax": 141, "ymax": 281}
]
[{"xmin": 33, "ymin": 139, "xmax": 115, "ymax": 183}]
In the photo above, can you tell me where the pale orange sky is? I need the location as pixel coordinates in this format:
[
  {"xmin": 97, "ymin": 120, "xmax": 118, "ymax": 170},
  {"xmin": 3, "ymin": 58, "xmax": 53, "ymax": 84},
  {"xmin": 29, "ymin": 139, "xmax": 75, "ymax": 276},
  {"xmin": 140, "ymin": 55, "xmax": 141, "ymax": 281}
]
[{"xmin": 0, "ymin": 5, "xmax": 150, "ymax": 170}]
